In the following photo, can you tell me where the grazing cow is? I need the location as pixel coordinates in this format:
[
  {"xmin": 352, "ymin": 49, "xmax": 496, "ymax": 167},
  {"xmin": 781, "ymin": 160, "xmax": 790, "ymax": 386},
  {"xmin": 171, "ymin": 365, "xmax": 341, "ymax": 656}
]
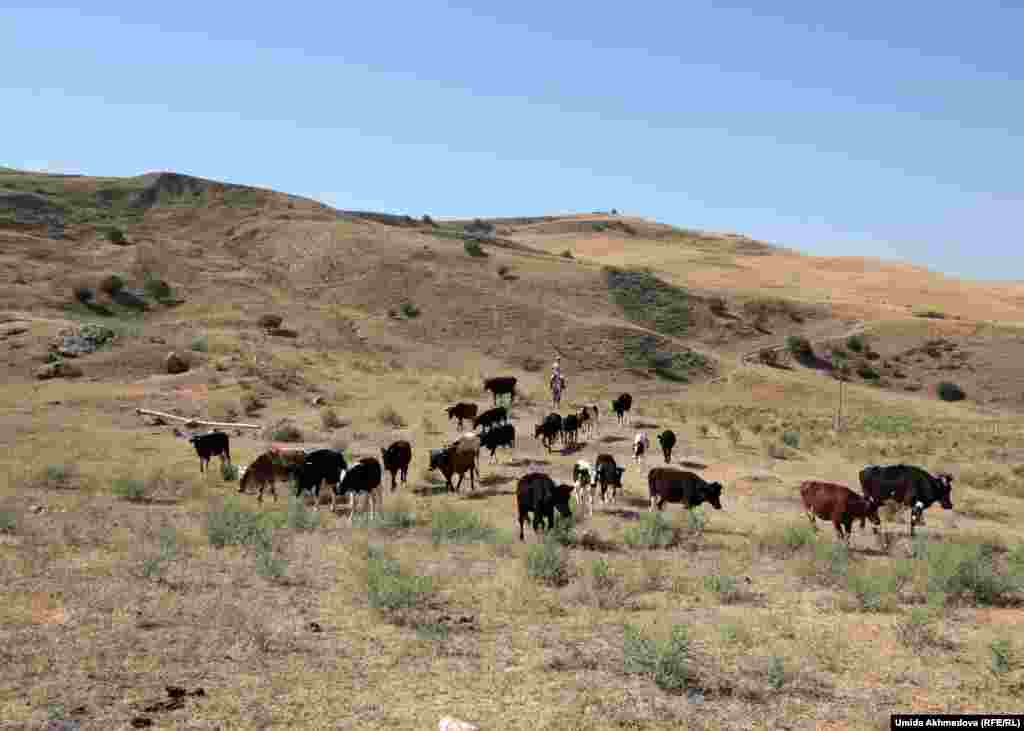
[
  {"xmin": 429, "ymin": 443, "xmax": 479, "ymax": 493},
  {"xmin": 858, "ymin": 464, "xmax": 954, "ymax": 537},
  {"xmin": 337, "ymin": 457, "xmax": 383, "ymax": 521},
  {"xmin": 562, "ymin": 413, "xmax": 580, "ymax": 448},
  {"xmin": 576, "ymin": 406, "xmax": 591, "ymax": 437},
  {"xmin": 516, "ymin": 472, "xmax": 574, "ymax": 541},
  {"xmin": 633, "ymin": 431, "xmax": 650, "ymax": 465},
  {"xmin": 446, "ymin": 402, "xmax": 478, "ymax": 431},
  {"xmin": 473, "ymin": 406, "xmax": 508, "ymax": 433},
  {"xmin": 288, "ymin": 448, "xmax": 348, "ymax": 512},
  {"xmin": 612, "ymin": 393, "xmax": 633, "ymax": 426},
  {"xmin": 648, "ymin": 467, "xmax": 723, "ymax": 513},
  {"xmin": 479, "ymin": 423, "xmax": 516, "ymax": 463},
  {"xmin": 239, "ymin": 448, "xmax": 306, "ymax": 504},
  {"xmin": 800, "ymin": 480, "xmax": 881, "ymax": 544},
  {"xmin": 572, "ymin": 459, "xmax": 596, "ymax": 518},
  {"xmin": 452, "ymin": 432, "xmax": 482, "ymax": 466},
  {"xmin": 380, "ymin": 440, "xmax": 412, "ymax": 492},
  {"xmin": 595, "ymin": 453, "xmax": 625, "ymax": 504},
  {"xmin": 581, "ymin": 404, "xmax": 600, "ymax": 436},
  {"xmin": 657, "ymin": 430, "xmax": 677, "ymax": 464},
  {"xmin": 188, "ymin": 431, "xmax": 231, "ymax": 474},
  {"xmin": 483, "ymin": 376, "xmax": 517, "ymax": 406},
  {"xmin": 534, "ymin": 413, "xmax": 562, "ymax": 452}
]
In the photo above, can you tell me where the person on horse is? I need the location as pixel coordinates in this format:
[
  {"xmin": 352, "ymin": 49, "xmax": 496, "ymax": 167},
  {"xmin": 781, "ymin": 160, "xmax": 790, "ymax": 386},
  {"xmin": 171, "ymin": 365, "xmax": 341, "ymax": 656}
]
[{"xmin": 550, "ymin": 358, "xmax": 566, "ymax": 407}]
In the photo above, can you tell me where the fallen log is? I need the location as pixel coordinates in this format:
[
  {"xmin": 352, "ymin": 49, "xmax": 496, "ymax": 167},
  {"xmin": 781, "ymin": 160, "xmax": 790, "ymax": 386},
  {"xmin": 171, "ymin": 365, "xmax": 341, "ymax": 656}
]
[{"xmin": 135, "ymin": 408, "xmax": 263, "ymax": 430}]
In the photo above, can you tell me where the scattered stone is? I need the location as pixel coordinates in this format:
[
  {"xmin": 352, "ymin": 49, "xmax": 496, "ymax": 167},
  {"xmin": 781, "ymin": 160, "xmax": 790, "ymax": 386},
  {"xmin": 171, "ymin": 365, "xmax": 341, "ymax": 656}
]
[
  {"xmin": 308, "ymin": 621, "xmax": 323, "ymax": 633},
  {"xmin": 165, "ymin": 352, "xmax": 190, "ymax": 374},
  {"xmin": 29, "ymin": 504, "xmax": 46, "ymax": 514},
  {"xmin": 36, "ymin": 362, "xmax": 83, "ymax": 380},
  {"xmin": 112, "ymin": 288, "xmax": 150, "ymax": 310},
  {"xmin": 258, "ymin": 314, "xmax": 283, "ymax": 329},
  {"xmin": 130, "ymin": 717, "xmax": 153, "ymax": 728},
  {"xmin": 439, "ymin": 718, "xmax": 478, "ymax": 731},
  {"xmin": 149, "ymin": 336, "xmax": 166, "ymax": 344},
  {"xmin": 311, "ymin": 395, "xmax": 325, "ymax": 406}
]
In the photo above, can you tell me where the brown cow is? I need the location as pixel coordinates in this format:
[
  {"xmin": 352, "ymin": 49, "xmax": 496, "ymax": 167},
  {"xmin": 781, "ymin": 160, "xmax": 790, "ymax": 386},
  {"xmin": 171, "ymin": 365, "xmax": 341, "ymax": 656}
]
[
  {"xmin": 239, "ymin": 448, "xmax": 307, "ymax": 504},
  {"xmin": 428, "ymin": 443, "xmax": 479, "ymax": 493},
  {"xmin": 800, "ymin": 480, "xmax": 881, "ymax": 544}
]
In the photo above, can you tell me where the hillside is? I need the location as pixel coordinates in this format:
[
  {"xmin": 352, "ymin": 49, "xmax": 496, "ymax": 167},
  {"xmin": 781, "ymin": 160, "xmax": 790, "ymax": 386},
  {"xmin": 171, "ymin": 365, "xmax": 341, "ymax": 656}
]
[{"xmin": 1, "ymin": 167, "xmax": 1023, "ymax": 730}]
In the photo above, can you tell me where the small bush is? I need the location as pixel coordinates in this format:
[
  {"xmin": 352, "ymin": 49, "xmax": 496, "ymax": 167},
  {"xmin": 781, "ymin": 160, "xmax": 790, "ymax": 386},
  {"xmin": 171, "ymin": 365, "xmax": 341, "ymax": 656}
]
[
  {"xmin": 266, "ymin": 420, "xmax": 303, "ymax": 442},
  {"xmin": 38, "ymin": 463, "xmax": 77, "ymax": 489},
  {"xmin": 623, "ymin": 624, "xmax": 691, "ymax": 693},
  {"xmin": 547, "ymin": 512, "xmax": 578, "ymax": 546},
  {"xmin": 916, "ymin": 537, "xmax": 1018, "ymax": 606},
  {"xmin": 781, "ymin": 430, "xmax": 800, "ymax": 449},
  {"xmin": 0, "ymin": 510, "xmax": 16, "ymax": 534},
  {"xmin": 143, "ymin": 273, "xmax": 173, "ymax": 302},
  {"xmin": 937, "ymin": 381, "xmax": 966, "ymax": 402},
  {"xmin": 377, "ymin": 406, "xmax": 406, "ymax": 428},
  {"xmin": 767, "ymin": 655, "xmax": 786, "ymax": 691},
  {"xmin": 205, "ymin": 497, "xmax": 274, "ymax": 551},
  {"xmin": 786, "ymin": 335, "xmax": 813, "ymax": 360},
  {"xmin": 990, "ymin": 639, "xmax": 1014, "ymax": 675},
  {"xmin": 106, "ymin": 228, "xmax": 126, "ymax": 244},
  {"xmin": 895, "ymin": 607, "xmax": 941, "ymax": 649},
  {"xmin": 431, "ymin": 506, "xmax": 499, "ymax": 544},
  {"xmin": 526, "ymin": 538, "xmax": 571, "ymax": 586},
  {"xmin": 847, "ymin": 334, "xmax": 866, "ymax": 352},
  {"xmin": 857, "ymin": 364, "xmax": 880, "ymax": 380},
  {"xmin": 190, "ymin": 336, "xmax": 209, "ymax": 352},
  {"xmin": 464, "ymin": 240, "xmax": 487, "ymax": 257},
  {"xmin": 258, "ymin": 314, "xmax": 284, "ymax": 329},
  {"xmin": 757, "ymin": 522, "xmax": 816, "ymax": 556},
  {"xmin": 623, "ymin": 512, "xmax": 680, "ymax": 549},
  {"xmin": 112, "ymin": 478, "xmax": 147, "ymax": 502},
  {"xmin": 374, "ymin": 503, "xmax": 420, "ymax": 532},
  {"xmin": 914, "ymin": 309, "xmax": 947, "ymax": 319},
  {"xmin": 684, "ymin": 507, "xmax": 707, "ymax": 538},
  {"xmin": 286, "ymin": 495, "xmax": 321, "ymax": 532},
  {"xmin": 320, "ymin": 408, "xmax": 346, "ymax": 430},
  {"xmin": 141, "ymin": 525, "xmax": 180, "ymax": 580},
  {"xmin": 220, "ymin": 461, "xmax": 239, "ymax": 482},
  {"xmin": 255, "ymin": 544, "xmax": 288, "ymax": 582},
  {"xmin": 399, "ymin": 302, "xmax": 420, "ymax": 319},
  {"xmin": 719, "ymin": 622, "xmax": 754, "ymax": 647},
  {"xmin": 845, "ymin": 568, "xmax": 897, "ymax": 613},
  {"xmin": 592, "ymin": 557, "xmax": 614, "ymax": 591},
  {"xmin": 99, "ymin": 274, "xmax": 125, "ymax": 296},
  {"xmin": 497, "ymin": 264, "xmax": 511, "ymax": 278},
  {"xmin": 366, "ymin": 545, "xmax": 433, "ymax": 611},
  {"xmin": 242, "ymin": 393, "xmax": 266, "ymax": 416},
  {"xmin": 703, "ymin": 573, "xmax": 741, "ymax": 603}
]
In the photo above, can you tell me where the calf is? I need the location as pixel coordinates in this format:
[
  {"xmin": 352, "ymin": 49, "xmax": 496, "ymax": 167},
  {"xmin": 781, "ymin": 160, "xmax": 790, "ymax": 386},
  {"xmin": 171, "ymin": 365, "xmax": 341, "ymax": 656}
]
[
  {"xmin": 595, "ymin": 453, "xmax": 626, "ymax": 504},
  {"xmin": 656, "ymin": 430, "xmax": 676, "ymax": 464},
  {"xmin": 572, "ymin": 459, "xmax": 596, "ymax": 518},
  {"xmin": 582, "ymin": 404, "xmax": 600, "ymax": 436},
  {"xmin": 337, "ymin": 457, "xmax": 383, "ymax": 521},
  {"xmin": 576, "ymin": 406, "xmax": 591, "ymax": 437},
  {"xmin": 633, "ymin": 431, "xmax": 650, "ymax": 465},
  {"xmin": 380, "ymin": 440, "xmax": 412, "ymax": 492},
  {"xmin": 562, "ymin": 413, "xmax": 580, "ymax": 448},
  {"xmin": 516, "ymin": 472, "xmax": 574, "ymax": 541},
  {"xmin": 859, "ymin": 463, "xmax": 954, "ymax": 537},
  {"xmin": 473, "ymin": 406, "xmax": 508, "ymax": 432},
  {"xmin": 800, "ymin": 480, "xmax": 881, "ymax": 544},
  {"xmin": 648, "ymin": 467, "xmax": 723, "ymax": 513},
  {"xmin": 446, "ymin": 402, "xmax": 478, "ymax": 431},
  {"xmin": 534, "ymin": 413, "xmax": 562, "ymax": 452},
  {"xmin": 239, "ymin": 448, "xmax": 306, "ymax": 504},
  {"xmin": 188, "ymin": 431, "xmax": 231, "ymax": 474},
  {"xmin": 483, "ymin": 376, "xmax": 517, "ymax": 406},
  {"xmin": 288, "ymin": 448, "xmax": 348, "ymax": 512},
  {"xmin": 612, "ymin": 393, "xmax": 633, "ymax": 426},
  {"xmin": 479, "ymin": 423, "xmax": 516, "ymax": 463},
  {"xmin": 429, "ymin": 443, "xmax": 479, "ymax": 493}
]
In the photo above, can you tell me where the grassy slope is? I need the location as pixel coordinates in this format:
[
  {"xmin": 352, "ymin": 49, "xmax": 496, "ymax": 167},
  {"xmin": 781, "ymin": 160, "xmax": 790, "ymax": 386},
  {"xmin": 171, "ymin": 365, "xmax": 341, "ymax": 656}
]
[{"xmin": 1, "ymin": 170, "xmax": 1022, "ymax": 730}]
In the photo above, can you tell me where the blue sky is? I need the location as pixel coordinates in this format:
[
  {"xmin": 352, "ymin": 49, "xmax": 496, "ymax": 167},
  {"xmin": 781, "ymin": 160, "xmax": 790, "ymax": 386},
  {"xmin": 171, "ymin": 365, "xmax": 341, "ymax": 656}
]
[{"xmin": 3, "ymin": 1, "xmax": 1022, "ymax": 280}]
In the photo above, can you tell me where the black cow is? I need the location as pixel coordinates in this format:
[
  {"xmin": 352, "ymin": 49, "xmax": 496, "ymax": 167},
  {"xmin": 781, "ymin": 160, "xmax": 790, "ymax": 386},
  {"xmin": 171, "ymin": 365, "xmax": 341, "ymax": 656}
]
[
  {"xmin": 288, "ymin": 448, "xmax": 347, "ymax": 512},
  {"xmin": 561, "ymin": 413, "xmax": 580, "ymax": 448},
  {"xmin": 534, "ymin": 413, "xmax": 562, "ymax": 452},
  {"xmin": 473, "ymin": 406, "xmax": 508, "ymax": 432},
  {"xmin": 648, "ymin": 467, "xmax": 723, "ymax": 513},
  {"xmin": 446, "ymin": 402, "xmax": 478, "ymax": 431},
  {"xmin": 595, "ymin": 453, "xmax": 626, "ymax": 504},
  {"xmin": 612, "ymin": 393, "xmax": 633, "ymax": 426},
  {"xmin": 337, "ymin": 457, "xmax": 383, "ymax": 522},
  {"xmin": 479, "ymin": 423, "xmax": 516, "ymax": 463},
  {"xmin": 483, "ymin": 376, "xmax": 517, "ymax": 406},
  {"xmin": 515, "ymin": 472, "xmax": 574, "ymax": 541},
  {"xmin": 188, "ymin": 431, "xmax": 231, "ymax": 474},
  {"xmin": 656, "ymin": 430, "xmax": 677, "ymax": 464},
  {"xmin": 380, "ymin": 440, "xmax": 412, "ymax": 492},
  {"xmin": 858, "ymin": 464, "xmax": 954, "ymax": 537}
]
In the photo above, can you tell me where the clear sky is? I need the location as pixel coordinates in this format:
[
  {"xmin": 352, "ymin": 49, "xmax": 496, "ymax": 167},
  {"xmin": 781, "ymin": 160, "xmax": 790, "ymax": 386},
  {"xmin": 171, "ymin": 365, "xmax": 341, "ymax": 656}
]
[{"xmin": 3, "ymin": 1, "xmax": 1022, "ymax": 280}]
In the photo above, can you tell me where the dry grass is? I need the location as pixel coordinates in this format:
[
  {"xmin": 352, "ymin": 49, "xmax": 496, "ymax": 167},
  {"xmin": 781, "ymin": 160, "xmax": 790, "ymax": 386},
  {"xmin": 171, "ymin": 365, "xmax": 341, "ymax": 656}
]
[{"xmin": 2, "ymin": 169, "xmax": 1024, "ymax": 729}]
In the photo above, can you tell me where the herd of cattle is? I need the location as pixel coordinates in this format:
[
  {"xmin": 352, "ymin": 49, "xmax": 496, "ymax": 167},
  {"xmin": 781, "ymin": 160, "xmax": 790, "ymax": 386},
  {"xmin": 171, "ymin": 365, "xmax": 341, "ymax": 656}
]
[{"xmin": 183, "ymin": 379, "xmax": 956, "ymax": 543}]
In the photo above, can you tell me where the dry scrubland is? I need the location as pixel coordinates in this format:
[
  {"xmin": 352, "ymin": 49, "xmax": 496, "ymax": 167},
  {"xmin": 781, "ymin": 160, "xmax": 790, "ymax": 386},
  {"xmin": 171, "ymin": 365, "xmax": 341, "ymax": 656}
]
[{"xmin": 1, "ymin": 169, "xmax": 1024, "ymax": 730}]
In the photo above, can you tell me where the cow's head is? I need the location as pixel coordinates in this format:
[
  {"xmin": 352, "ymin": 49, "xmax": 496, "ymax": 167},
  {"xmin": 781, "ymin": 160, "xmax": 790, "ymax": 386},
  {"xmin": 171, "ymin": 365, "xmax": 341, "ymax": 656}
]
[
  {"xmin": 862, "ymin": 496, "xmax": 882, "ymax": 529},
  {"xmin": 935, "ymin": 472, "xmax": 954, "ymax": 509},
  {"xmin": 428, "ymin": 448, "xmax": 446, "ymax": 471},
  {"xmin": 553, "ymin": 483, "xmax": 575, "ymax": 519},
  {"xmin": 705, "ymin": 482, "xmax": 724, "ymax": 510},
  {"xmin": 615, "ymin": 466, "xmax": 626, "ymax": 484}
]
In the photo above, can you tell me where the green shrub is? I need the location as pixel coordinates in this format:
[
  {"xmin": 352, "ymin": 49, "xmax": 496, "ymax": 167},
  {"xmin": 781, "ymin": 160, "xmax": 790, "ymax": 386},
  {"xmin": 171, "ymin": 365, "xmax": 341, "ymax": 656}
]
[
  {"xmin": 703, "ymin": 573, "xmax": 740, "ymax": 603},
  {"xmin": 623, "ymin": 624, "xmax": 691, "ymax": 693},
  {"xmin": 399, "ymin": 302, "xmax": 420, "ymax": 319},
  {"xmin": 914, "ymin": 309, "xmax": 947, "ymax": 319},
  {"xmin": 990, "ymin": 639, "xmax": 1014, "ymax": 675},
  {"xmin": 605, "ymin": 267, "xmax": 693, "ymax": 337},
  {"xmin": 937, "ymin": 381, "xmax": 966, "ymax": 402},
  {"xmin": 431, "ymin": 506, "xmax": 499, "ymax": 544},
  {"xmin": 112, "ymin": 477, "xmax": 147, "ymax": 502},
  {"xmin": 106, "ymin": 228, "xmax": 126, "ymax": 244},
  {"xmin": 845, "ymin": 568, "xmax": 897, "ymax": 612},
  {"xmin": 526, "ymin": 537, "xmax": 570, "ymax": 586},
  {"xmin": 373, "ymin": 505, "xmax": 420, "ymax": 531},
  {"xmin": 895, "ymin": 607, "xmax": 941, "ymax": 649},
  {"xmin": 757, "ymin": 522, "xmax": 817, "ymax": 556},
  {"xmin": 685, "ymin": 507, "xmax": 707, "ymax": 537},
  {"xmin": 141, "ymin": 525, "xmax": 180, "ymax": 580},
  {"xmin": 591, "ymin": 557, "xmax": 614, "ymax": 591},
  {"xmin": 847, "ymin": 334, "xmax": 866, "ymax": 352},
  {"xmin": 781, "ymin": 430, "xmax": 800, "ymax": 449},
  {"xmin": 255, "ymin": 543, "xmax": 288, "ymax": 582},
  {"xmin": 624, "ymin": 512, "xmax": 680, "ymax": 549},
  {"xmin": 99, "ymin": 274, "xmax": 125, "ymax": 296},
  {"xmin": 464, "ymin": 240, "xmax": 487, "ymax": 257},
  {"xmin": 915, "ymin": 537, "xmax": 1019, "ymax": 606},
  {"xmin": 205, "ymin": 497, "xmax": 274, "ymax": 551},
  {"xmin": 547, "ymin": 512, "xmax": 578, "ymax": 546},
  {"xmin": 366, "ymin": 545, "xmax": 433, "ymax": 611},
  {"xmin": 416, "ymin": 622, "xmax": 450, "ymax": 642},
  {"xmin": 0, "ymin": 510, "xmax": 15, "ymax": 534},
  {"xmin": 857, "ymin": 364, "xmax": 880, "ymax": 380},
  {"xmin": 786, "ymin": 335, "xmax": 813, "ymax": 360},
  {"xmin": 37, "ymin": 463, "xmax": 77, "ymax": 489},
  {"xmin": 220, "ymin": 461, "xmax": 239, "ymax": 482},
  {"xmin": 767, "ymin": 655, "xmax": 786, "ymax": 691},
  {"xmin": 285, "ymin": 495, "xmax": 321, "ymax": 532},
  {"xmin": 143, "ymin": 273, "xmax": 173, "ymax": 302},
  {"xmin": 267, "ymin": 421, "xmax": 303, "ymax": 442},
  {"xmin": 190, "ymin": 335, "xmax": 209, "ymax": 352}
]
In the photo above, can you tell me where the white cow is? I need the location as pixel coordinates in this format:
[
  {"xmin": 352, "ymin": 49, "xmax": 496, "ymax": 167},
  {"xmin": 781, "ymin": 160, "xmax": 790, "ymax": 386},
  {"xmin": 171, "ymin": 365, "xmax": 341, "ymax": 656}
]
[
  {"xmin": 633, "ymin": 431, "xmax": 649, "ymax": 466},
  {"xmin": 572, "ymin": 459, "xmax": 596, "ymax": 519}
]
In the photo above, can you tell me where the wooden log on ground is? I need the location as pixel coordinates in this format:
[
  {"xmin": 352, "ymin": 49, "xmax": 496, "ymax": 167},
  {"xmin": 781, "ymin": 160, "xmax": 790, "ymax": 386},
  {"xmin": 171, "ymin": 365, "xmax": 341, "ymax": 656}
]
[{"xmin": 135, "ymin": 407, "xmax": 263, "ymax": 430}]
